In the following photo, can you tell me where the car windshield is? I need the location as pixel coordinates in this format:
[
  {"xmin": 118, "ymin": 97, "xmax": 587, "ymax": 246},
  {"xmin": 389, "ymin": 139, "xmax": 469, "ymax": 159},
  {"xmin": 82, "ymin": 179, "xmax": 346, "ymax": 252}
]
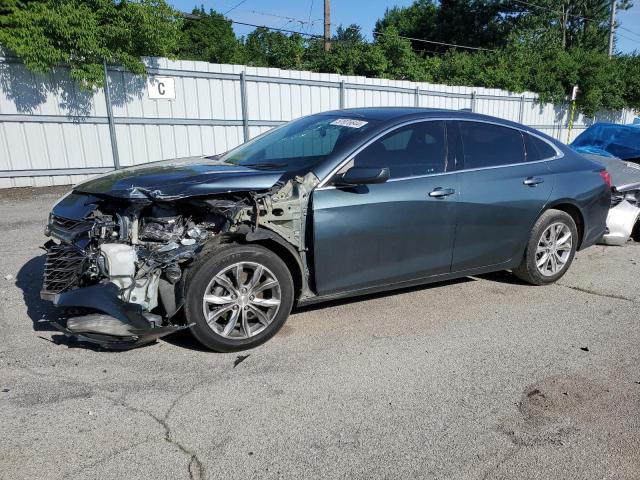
[
  {"xmin": 219, "ymin": 115, "xmax": 378, "ymax": 171},
  {"xmin": 571, "ymin": 123, "xmax": 640, "ymax": 162}
]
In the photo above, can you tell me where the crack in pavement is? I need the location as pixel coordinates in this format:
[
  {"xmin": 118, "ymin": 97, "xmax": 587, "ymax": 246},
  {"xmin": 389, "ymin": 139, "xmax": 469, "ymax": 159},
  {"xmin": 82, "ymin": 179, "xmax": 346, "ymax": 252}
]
[
  {"xmin": 61, "ymin": 438, "xmax": 154, "ymax": 479},
  {"xmin": 102, "ymin": 387, "xmax": 205, "ymax": 480},
  {"xmin": 557, "ymin": 283, "xmax": 636, "ymax": 303},
  {"xmin": 479, "ymin": 445, "xmax": 522, "ymax": 480}
]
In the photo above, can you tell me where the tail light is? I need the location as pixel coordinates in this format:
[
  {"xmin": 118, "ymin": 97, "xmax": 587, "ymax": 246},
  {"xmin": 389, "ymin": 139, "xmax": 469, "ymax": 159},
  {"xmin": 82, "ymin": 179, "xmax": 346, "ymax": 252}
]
[{"xmin": 599, "ymin": 170, "xmax": 612, "ymax": 188}]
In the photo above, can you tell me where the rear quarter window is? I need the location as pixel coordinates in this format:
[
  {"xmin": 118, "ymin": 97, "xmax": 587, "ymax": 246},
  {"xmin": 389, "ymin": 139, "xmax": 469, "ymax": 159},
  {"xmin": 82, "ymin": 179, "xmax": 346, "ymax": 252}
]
[
  {"xmin": 524, "ymin": 134, "xmax": 558, "ymax": 160},
  {"xmin": 459, "ymin": 122, "xmax": 526, "ymax": 168}
]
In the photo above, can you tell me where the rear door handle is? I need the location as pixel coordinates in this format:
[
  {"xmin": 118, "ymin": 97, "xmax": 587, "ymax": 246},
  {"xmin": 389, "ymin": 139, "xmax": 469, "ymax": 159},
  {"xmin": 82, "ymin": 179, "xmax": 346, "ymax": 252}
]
[
  {"xmin": 429, "ymin": 187, "xmax": 456, "ymax": 198},
  {"xmin": 523, "ymin": 177, "xmax": 544, "ymax": 186}
]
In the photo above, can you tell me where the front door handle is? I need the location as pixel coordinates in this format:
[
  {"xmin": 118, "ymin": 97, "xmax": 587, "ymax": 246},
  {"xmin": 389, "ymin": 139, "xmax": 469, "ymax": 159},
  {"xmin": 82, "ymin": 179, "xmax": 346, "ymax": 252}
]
[
  {"xmin": 523, "ymin": 176, "xmax": 544, "ymax": 186},
  {"xmin": 429, "ymin": 187, "xmax": 456, "ymax": 198}
]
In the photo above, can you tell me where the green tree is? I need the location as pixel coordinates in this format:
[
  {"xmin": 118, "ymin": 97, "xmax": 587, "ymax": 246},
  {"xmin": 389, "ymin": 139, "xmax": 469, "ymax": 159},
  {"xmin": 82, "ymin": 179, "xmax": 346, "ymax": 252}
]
[
  {"xmin": 178, "ymin": 7, "xmax": 243, "ymax": 64},
  {"xmin": 304, "ymin": 25, "xmax": 388, "ymax": 78},
  {"xmin": 375, "ymin": 0, "xmax": 438, "ymax": 42},
  {"xmin": 376, "ymin": 0, "xmax": 632, "ymax": 53},
  {"xmin": 508, "ymin": 0, "xmax": 633, "ymax": 52},
  {"xmin": 377, "ymin": 0, "xmax": 512, "ymax": 52},
  {"xmin": 374, "ymin": 26, "xmax": 428, "ymax": 81},
  {"xmin": 0, "ymin": 0, "xmax": 182, "ymax": 88},
  {"xmin": 244, "ymin": 27, "xmax": 305, "ymax": 69}
]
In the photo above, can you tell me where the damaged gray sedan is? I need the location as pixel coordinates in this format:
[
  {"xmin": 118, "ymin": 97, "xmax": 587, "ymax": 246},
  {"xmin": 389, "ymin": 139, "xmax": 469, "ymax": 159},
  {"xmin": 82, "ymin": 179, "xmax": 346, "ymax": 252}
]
[{"xmin": 42, "ymin": 108, "xmax": 611, "ymax": 351}]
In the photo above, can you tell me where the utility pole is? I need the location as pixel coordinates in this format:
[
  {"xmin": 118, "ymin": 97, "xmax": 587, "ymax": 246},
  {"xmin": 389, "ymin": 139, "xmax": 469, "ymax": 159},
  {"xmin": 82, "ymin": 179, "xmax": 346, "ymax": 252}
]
[
  {"xmin": 608, "ymin": 0, "xmax": 617, "ymax": 57},
  {"xmin": 324, "ymin": 0, "xmax": 331, "ymax": 51}
]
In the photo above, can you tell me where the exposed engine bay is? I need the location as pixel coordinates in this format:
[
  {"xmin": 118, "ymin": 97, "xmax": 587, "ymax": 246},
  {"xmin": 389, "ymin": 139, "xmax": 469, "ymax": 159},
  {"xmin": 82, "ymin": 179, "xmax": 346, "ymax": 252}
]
[{"xmin": 42, "ymin": 172, "xmax": 319, "ymax": 349}]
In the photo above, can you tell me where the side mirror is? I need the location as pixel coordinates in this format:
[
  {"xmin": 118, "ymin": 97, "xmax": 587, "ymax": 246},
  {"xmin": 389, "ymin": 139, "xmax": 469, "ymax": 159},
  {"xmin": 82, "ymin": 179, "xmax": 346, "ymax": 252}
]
[{"xmin": 335, "ymin": 166, "xmax": 390, "ymax": 186}]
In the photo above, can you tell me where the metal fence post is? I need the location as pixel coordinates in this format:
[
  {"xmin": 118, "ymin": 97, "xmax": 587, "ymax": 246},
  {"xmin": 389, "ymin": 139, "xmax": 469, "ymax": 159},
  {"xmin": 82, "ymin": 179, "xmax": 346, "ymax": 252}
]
[
  {"xmin": 518, "ymin": 95, "xmax": 525, "ymax": 124},
  {"xmin": 239, "ymin": 71, "xmax": 249, "ymax": 142},
  {"xmin": 339, "ymin": 80, "xmax": 345, "ymax": 109},
  {"xmin": 414, "ymin": 86, "xmax": 420, "ymax": 107},
  {"xmin": 103, "ymin": 60, "xmax": 120, "ymax": 169},
  {"xmin": 470, "ymin": 91, "xmax": 476, "ymax": 112}
]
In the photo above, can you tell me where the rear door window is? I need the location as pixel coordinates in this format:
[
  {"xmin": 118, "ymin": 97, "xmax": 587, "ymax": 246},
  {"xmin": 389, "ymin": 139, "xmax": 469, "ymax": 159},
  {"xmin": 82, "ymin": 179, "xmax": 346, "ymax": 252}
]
[{"xmin": 459, "ymin": 122, "xmax": 526, "ymax": 169}]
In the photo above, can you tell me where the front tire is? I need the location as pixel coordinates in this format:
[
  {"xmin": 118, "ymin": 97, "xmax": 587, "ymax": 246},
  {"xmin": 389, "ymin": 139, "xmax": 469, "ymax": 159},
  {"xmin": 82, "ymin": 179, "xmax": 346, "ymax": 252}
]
[
  {"xmin": 185, "ymin": 244, "xmax": 294, "ymax": 352},
  {"xmin": 513, "ymin": 209, "xmax": 578, "ymax": 285}
]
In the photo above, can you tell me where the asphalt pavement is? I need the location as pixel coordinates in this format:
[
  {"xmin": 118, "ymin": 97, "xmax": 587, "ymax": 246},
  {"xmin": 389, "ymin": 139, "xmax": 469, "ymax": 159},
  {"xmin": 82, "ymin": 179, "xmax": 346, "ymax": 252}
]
[{"xmin": 0, "ymin": 186, "xmax": 638, "ymax": 480}]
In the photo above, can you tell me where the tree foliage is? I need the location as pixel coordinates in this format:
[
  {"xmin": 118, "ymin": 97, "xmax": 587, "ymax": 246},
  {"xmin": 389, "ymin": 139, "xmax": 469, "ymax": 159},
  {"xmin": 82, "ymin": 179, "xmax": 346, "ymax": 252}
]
[
  {"xmin": 178, "ymin": 7, "xmax": 242, "ymax": 64},
  {"xmin": 244, "ymin": 28, "xmax": 305, "ymax": 69},
  {"xmin": 0, "ymin": 0, "xmax": 182, "ymax": 88},
  {"xmin": 377, "ymin": 0, "xmax": 633, "ymax": 52}
]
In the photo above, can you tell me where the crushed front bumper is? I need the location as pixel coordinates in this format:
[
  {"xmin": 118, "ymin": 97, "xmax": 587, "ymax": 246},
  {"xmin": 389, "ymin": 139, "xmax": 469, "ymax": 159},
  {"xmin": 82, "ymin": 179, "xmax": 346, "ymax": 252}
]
[{"xmin": 42, "ymin": 283, "xmax": 188, "ymax": 350}]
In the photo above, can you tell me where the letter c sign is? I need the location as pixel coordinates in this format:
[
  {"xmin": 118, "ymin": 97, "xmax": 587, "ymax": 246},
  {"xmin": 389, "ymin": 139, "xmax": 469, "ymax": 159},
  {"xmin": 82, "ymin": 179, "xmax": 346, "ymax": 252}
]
[{"xmin": 147, "ymin": 77, "xmax": 175, "ymax": 100}]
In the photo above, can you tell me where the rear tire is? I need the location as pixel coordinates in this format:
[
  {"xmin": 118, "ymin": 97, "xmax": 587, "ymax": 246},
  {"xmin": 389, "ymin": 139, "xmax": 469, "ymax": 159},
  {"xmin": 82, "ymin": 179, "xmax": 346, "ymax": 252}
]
[
  {"xmin": 513, "ymin": 209, "xmax": 578, "ymax": 285},
  {"xmin": 185, "ymin": 243, "xmax": 294, "ymax": 352}
]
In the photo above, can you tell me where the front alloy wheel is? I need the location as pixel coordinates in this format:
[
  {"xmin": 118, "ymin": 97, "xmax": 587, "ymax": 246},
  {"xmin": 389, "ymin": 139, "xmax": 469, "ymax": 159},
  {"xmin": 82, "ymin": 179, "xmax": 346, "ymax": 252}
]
[
  {"xmin": 186, "ymin": 244, "xmax": 294, "ymax": 352},
  {"xmin": 202, "ymin": 262, "xmax": 281, "ymax": 339}
]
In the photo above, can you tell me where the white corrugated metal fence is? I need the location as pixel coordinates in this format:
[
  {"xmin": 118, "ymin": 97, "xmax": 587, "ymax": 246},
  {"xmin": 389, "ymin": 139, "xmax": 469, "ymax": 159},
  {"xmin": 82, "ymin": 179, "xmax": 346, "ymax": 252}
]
[{"xmin": 0, "ymin": 56, "xmax": 635, "ymax": 188}]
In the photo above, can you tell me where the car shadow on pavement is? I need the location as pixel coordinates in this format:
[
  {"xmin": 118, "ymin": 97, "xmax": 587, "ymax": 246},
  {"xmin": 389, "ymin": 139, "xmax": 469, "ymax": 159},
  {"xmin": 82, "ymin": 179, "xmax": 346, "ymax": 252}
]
[
  {"xmin": 16, "ymin": 255, "xmax": 103, "ymax": 350},
  {"xmin": 295, "ymin": 270, "xmax": 528, "ymax": 314},
  {"xmin": 16, "ymin": 255, "xmax": 526, "ymax": 351},
  {"xmin": 16, "ymin": 255, "xmax": 60, "ymax": 332},
  {"xmin": 162, "ymin": 328, "xmax": 213, "ymax": 352},
  {"xmin": 294, "ymin": 276, "xmax": 476, "ymax": 314},
  {"xmin": 474, "ymin": 270, "xmax": 530, "ymax": 285}
]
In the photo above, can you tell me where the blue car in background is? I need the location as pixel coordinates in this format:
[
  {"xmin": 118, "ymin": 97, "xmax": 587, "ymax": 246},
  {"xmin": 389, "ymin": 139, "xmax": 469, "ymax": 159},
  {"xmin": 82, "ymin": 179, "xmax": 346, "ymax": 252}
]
[
  {"xmin": 571, "ymin": 123, "xmax": 640, "ymax": 246},
  {"xmin": 42, "ymin": 108, "xmax": 611, "ymax": 351},
  {"xmin": 572, "ymin": 122, "xmax": 640, "ymax": 163}
]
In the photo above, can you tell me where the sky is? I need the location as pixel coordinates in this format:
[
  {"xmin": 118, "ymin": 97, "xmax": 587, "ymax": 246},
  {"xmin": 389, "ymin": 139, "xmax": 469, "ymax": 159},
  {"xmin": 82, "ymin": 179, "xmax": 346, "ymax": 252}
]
[{"xmin": 168, "ymin": 0, "xmax": 639, "ymax": 54}]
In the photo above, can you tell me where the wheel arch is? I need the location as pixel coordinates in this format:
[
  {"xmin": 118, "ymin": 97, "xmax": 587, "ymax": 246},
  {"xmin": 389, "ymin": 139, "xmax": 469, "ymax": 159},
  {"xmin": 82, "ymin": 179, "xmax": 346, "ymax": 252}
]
[
  {"xmin": 543, "ymin": 201, "xmax": 585, "ymax": 249},
  {"xmin": 196, "ymin": 228, "xmax": 307, "ymax": 302}
]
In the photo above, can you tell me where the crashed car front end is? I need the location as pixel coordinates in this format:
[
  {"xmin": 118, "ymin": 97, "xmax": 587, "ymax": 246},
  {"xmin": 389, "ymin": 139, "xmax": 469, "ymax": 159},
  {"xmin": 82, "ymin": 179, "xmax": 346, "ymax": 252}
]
[
  {"xmin": 41, "ymin": 171, "xmax": 318, "ymax": 349},
  {"xmin": 42, "ymin": 189, "xmax": 214, "ymax": 348}
]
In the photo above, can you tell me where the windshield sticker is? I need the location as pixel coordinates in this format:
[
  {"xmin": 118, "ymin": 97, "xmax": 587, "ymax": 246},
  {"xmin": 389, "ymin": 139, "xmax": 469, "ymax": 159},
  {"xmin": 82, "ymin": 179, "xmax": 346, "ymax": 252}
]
[{"xmin": 330, "ymin": 118, "xmax": 368, "ymax": 129}]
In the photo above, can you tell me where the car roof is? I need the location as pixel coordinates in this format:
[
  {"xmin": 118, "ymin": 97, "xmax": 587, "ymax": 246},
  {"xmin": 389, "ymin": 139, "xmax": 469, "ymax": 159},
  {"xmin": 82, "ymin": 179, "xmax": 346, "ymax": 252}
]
[{"xmin": 318, "ymin": 107, "xmax": 532, "ymax": 130}]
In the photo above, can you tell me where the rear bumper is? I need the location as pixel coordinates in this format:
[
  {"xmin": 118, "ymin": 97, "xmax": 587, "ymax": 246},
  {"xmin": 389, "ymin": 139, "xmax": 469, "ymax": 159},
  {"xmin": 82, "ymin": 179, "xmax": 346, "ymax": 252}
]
[{"xmin": 42, "ymin": 283, "xmax": 188, "ymax": 349}]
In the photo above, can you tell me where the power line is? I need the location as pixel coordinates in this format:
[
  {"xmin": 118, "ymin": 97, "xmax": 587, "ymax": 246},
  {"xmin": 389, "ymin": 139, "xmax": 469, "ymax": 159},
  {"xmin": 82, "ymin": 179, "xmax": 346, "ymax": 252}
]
[
  {"xmin": 512, "ymin": 0, "xmax": 600, "ymax": 22},
  {"xmin": 306, "ymin": 0, "xmax": 315, "ymax": 35},
  {"xmin": 229, "ymin": 20, "xmax": 450, "ymax": 54},
  {"xmin": 618, "ymin": 25, "xmax": 640, "ymax": 40},
  {"xmin": 243, "ymin": 9, "xmax": 316, "ymax": 27},
  {"xmin": 224, "ymin": 0, "xmax": 250, "ymax": 16},
  {"xmin": 229, "ymin": 19, "xmax": 324, "ymax": 38},
  {"xmin": 617, "ymin": 31, "xmax": 640, "ymax": 44},
  {"xmin": 180, "ymin": 12, "xmax": 325, "ymax": 38},
  {"xmin": 228, "ymin": 19, "xmax": 496, "ymax": 52},
  {"xmin": 373, "ymin": 30, "xmax": 496, "ymax": 51},
  {"xmin": 512, "ymin": 0, "xmax": 640, "ymax": 39},
  {"xmin": 185, "ymin": 10, "xmax": 496, "ymax": 53}
]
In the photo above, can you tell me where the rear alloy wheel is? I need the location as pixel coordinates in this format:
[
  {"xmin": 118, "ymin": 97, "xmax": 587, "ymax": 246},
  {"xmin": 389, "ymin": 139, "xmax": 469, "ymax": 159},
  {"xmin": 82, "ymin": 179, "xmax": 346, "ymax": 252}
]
[
  {"xmin": 513, "ymin": 209, "xmax": 578, "ymax": 285},
  {"xmin": 186, "ymin": 244, "xmax": 294, "ymax": 352},
  {"xmin": 535, "ymin": 222, "xmax": 573, "ymax": 277}
]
